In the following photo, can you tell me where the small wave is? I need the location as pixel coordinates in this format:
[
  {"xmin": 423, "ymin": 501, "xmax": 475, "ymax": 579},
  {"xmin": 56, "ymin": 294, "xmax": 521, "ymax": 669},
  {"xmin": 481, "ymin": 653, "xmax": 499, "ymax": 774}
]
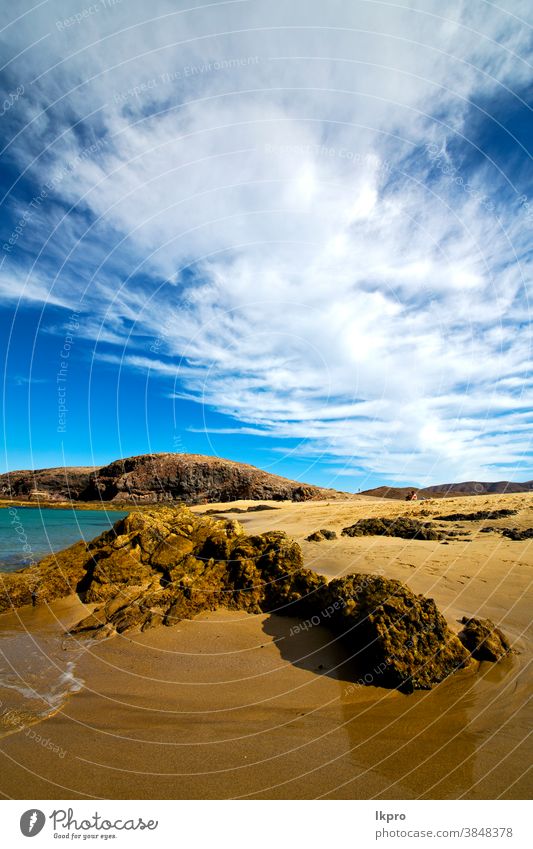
[{"xmin": 57, "ymin": 661, "xmax": 84, "ymax": 698}]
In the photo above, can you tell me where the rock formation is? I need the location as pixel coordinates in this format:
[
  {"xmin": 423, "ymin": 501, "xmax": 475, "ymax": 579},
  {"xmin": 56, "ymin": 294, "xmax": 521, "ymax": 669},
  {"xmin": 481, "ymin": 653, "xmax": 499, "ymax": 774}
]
[
  {"xmin": 501, "ymin": 527, "xmax": 533, "ymax": 541},
  {"xmin": 320, "ymin": 575, "xmax": 469, "ymax": 692},
  {"xmin": 0, "ymin": 506, "xmax": 509, "ymax": 692},
  {"xmin": 436, "ymin": 509, "xmax": 517, "ymax": 522},
  {"xmin": 458, "ymin": 617, "xmax": 512, "ymax": 661},
  {"xmin": 0, "ymin": 453, "xmax": 337, "ymax": 505}
]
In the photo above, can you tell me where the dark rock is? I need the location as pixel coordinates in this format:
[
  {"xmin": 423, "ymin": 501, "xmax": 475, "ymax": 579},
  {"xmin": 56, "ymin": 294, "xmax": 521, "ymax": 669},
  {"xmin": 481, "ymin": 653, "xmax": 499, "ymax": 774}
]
[
  {"xmin": 458, "ymin": 616, "xmax": 512, "ymax": 661},
  {"xmin": 436, "ymin": 509, "xmax": 517, "ymax": 522},
  {"xmin": 0, "ymin": 506, "xmax": 509, "ymax": 692},
  {"xmin": 501, "ymin": 527, "xmax": 533, "ymax": 541},
  {"xmin": 318, "ymin": 574, "xmax": 469, "ymax": 692},
  {"xmin": 306, "ymin": 528, "xmax": 337, "ymax": 542},
  {"xmin": 306, "ymin": 531, "xmax": 325, "ymax": 542}
]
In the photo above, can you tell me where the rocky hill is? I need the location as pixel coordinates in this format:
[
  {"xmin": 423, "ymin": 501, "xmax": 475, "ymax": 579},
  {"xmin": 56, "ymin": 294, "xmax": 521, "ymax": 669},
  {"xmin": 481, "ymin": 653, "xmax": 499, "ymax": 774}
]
[
  {"xmin": 363, "ymin": 480, "xmax": 533, "ymax": 500},
  {"xmin": 0, "ymin": 453, "xmax": 338, "ymax": 505}
]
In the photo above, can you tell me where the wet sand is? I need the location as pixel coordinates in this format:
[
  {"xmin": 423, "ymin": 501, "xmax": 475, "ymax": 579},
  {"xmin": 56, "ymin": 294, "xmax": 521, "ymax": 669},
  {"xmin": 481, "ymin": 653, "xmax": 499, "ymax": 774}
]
[{"xmin": 0, "ymin": 493, "xmax": 531, "ymax": 799}]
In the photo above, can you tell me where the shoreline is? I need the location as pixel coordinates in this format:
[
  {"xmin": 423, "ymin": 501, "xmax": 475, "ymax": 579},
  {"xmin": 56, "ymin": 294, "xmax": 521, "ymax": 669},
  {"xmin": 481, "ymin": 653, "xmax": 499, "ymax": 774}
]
[
  {"xmin": 0, "ymin": 500, "xmax": 133, "ymax": 511},
  {"xmin": 0, "ymin": 493, "xmax": 531, "ymax": 799}
]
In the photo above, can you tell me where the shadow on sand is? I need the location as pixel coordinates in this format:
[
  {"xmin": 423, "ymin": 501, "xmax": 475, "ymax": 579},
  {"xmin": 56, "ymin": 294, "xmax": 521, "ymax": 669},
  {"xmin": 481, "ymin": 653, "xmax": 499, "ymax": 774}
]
[{"xmin": 261, "ymin": 613, "xmax": 369, "ymax": 685}]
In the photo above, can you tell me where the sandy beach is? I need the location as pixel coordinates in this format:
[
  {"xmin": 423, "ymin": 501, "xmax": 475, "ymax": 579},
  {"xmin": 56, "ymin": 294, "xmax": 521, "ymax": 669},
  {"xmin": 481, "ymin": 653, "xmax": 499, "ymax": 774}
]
[{"xmin": 0, "ymin": 493, "xmax": 531, "ymax": 799}]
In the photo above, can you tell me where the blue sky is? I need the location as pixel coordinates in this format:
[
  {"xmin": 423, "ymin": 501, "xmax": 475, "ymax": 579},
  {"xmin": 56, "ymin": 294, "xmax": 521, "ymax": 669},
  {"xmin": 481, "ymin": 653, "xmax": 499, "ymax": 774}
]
[{"xmin": 0, "ymin": 0, "xmax": 531, "ymax": 490}]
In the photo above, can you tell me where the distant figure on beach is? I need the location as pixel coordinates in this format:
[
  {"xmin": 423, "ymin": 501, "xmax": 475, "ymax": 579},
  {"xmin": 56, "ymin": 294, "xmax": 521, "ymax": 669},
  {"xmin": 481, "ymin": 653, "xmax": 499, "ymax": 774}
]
[{"xmin": 31, "ymin": 589, "xmax": 37, "ymax": 607}]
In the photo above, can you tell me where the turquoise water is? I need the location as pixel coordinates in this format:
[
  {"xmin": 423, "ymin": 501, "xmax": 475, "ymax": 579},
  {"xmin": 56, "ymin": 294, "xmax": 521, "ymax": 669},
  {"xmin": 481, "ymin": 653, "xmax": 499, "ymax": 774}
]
[{"xmin": 0, "ymin": 507, "xmax": 127, "ymax": 571}]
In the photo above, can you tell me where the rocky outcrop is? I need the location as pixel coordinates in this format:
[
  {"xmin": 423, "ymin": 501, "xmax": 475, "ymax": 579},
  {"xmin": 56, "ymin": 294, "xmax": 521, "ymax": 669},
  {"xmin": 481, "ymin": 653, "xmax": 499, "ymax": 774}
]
[
  {"xmin": 359, "ymin": 486, "xmax": 417, "ymax": 500},
  {"xmin": 436, "ymin": 509, "xmax": 517, "ymax": 522},
  {"xmin": 501, "ymin": 527, "xmax": 533, "ymax": 541},
  {"xmin": 320, "ymin": 575, "xmax": 469, "ymax": 692},
  {"xmin": 341, "ymin": 517, "xmax": 445, "ymax": 541},
  {"xmin": 66, "ymin": 509, "xmax": 321, "ymax": 636},
  {"xmin": 0, "ymin": 506, "xmax": 508, "ymax": 692},
  {"xmin": 458, "ymin": 617, "xmax": 512, "ymax": 661},
  {"xmin": 0, "ymin": 539, "xmax": 96, "ymax": 611},
  {"xmin": 0, "ymin": 453, "xmax": 335, "ymax": 505}
]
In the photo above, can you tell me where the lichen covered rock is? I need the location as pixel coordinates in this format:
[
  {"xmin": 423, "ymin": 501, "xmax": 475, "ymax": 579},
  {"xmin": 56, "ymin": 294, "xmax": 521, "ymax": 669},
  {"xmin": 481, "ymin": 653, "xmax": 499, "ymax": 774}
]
[
  {"xmin": 501, "ymin": 527, "xmax": 533, "ymax": 541},
  {"xmin": 458, "ymin": 616, "xmax": 511, "ymax": 661},
  {"xmin": 318, "ymin": 574, "xmax": 469, "ymax": 692},
  {"xmin": 306, "ymin": 529, "xmax": 337, "ymax": 542},
  {"xmin": 437, "ymin": 509, "xmax": 517, "ymax": 522},
  {"xmin": 0, "ymin": 540, "xmax": 97, "ymax": 611},
  {"xmin": 64, "ymin": 509, "xmax": 320, "ymax": 636}
]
